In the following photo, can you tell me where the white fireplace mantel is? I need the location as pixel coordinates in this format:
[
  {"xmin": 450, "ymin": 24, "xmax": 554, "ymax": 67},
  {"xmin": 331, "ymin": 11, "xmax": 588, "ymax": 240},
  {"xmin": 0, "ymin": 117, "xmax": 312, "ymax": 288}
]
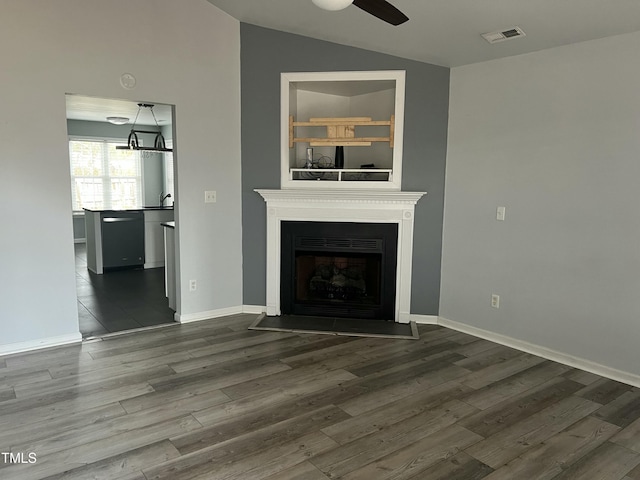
[{"xmin": 255, "ymin": 189, "xmax": 426, "ymax": 323}]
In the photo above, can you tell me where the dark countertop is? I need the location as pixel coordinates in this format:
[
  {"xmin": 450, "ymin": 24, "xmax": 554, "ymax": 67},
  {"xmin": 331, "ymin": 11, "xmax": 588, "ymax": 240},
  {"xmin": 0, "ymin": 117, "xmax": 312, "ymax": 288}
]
[{"xmin": 83, "ymin": 206, "xmax": 174, "ymax": 212}]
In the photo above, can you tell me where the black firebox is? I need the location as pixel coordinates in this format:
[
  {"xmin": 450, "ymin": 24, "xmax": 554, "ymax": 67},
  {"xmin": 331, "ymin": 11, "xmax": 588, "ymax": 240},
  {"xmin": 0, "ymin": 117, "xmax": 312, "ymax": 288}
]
[{"xmin": 280, "ymin": 221, "xmax": 398, "ymax": 320}]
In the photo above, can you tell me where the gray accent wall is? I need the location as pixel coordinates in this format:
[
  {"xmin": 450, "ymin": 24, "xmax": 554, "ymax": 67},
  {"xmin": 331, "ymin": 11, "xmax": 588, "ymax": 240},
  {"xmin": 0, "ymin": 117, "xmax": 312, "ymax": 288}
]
[{"xmin": 240, "ymin": 24, "xmax": 450, "ymax": 314}]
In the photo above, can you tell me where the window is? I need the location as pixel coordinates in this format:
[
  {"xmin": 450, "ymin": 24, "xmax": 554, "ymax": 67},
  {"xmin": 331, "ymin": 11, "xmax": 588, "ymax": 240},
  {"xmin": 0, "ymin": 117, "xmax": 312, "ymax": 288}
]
[{"xmin": 69, "ymin": 138, "xmax": 143, "ymax": 211}]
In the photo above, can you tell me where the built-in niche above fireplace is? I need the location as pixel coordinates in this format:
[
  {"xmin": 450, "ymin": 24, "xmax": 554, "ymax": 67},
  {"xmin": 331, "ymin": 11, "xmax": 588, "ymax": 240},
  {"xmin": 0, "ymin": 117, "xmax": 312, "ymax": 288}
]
[{"xmin": 281, "ymin": 221, "xmax": 398, "ymax": 320}]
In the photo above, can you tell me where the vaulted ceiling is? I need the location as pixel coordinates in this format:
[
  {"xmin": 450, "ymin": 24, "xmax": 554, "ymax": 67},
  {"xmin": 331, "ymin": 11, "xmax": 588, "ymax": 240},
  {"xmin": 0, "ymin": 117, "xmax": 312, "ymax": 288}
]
[{"xmin": 206, "ymin": 0, "xmax": 640, "ymax": 67}]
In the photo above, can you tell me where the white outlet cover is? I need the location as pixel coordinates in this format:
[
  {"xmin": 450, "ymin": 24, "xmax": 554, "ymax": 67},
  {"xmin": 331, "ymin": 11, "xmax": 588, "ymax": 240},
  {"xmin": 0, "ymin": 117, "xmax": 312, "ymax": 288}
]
[
  {"xmin": 205, "ymin": 191, "xmax": 217, "ymax": 203},
  {"xmin": 497, "ymin": 206, "xmax": 506, "ymax": 221}
]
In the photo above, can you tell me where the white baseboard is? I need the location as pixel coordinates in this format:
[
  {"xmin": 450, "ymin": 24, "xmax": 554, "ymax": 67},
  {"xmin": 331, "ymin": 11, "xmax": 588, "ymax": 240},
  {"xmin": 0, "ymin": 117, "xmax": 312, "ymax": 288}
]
[
  {"xmin": 405, "ymin": 314, "xmax": 439, "ymax": 325},
  {"xmin": 0, "ymin": 333, "xmax": 82, "ymax": 356},
  {"xmin": 438, "ymin": 316, "xmax": 640, "ymax": 389},
  {"xmin": 176, "ymin": 306, "xmax": 245, "ymax": 324},
  {"xmin": 144, "ymin": 262, "xmax": 165, "ymax": 269},
  {"xmin": 242, "ymin": 305, "xmax": 266, "ymax": 314}
]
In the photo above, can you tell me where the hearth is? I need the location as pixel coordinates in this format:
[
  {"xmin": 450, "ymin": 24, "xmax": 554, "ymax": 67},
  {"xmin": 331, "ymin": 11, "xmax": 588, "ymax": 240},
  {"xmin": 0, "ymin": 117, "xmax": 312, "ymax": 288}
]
[{"xmin": 281, "ymin": 221, "xmax": 397, "ymax": 320}]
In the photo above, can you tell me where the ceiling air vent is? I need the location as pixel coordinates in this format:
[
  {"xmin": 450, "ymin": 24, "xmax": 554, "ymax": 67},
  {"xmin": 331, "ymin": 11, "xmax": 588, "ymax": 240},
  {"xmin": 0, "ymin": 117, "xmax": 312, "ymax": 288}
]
[{"xmin": 482, "ymin": 27, "xmax": 526, "ymax": 44}]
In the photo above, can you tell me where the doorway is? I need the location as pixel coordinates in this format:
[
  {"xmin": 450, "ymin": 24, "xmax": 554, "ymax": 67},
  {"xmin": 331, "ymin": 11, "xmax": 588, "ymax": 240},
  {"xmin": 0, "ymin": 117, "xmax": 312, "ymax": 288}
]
[{"xmin": 66, "ymin": 94, "xmax": 177, "ymax": 338}]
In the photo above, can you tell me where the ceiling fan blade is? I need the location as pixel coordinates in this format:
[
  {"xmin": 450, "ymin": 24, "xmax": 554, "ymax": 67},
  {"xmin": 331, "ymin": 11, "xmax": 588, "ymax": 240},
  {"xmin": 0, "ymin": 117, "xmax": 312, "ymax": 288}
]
[{"xmin": 352, "ymin": 0, "xmax": 409, "ymax": 26}]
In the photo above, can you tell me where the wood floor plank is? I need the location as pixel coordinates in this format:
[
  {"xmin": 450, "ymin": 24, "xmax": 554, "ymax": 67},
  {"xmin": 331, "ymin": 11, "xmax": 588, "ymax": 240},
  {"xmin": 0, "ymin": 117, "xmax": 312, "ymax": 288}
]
[
  {"xmin": 564, "ymin": 368, "xmax": 603, "ymax": 386},
  {"xmin": 13, "ymin": 364, "xmax": 175, "ymax": 400},
  {"xmin": 345, "ymin": 339, "xmax": 462, "ymax": 378},
  {"xmin": 465, "ymin": 395, "xmax": 601, "ymax": 468},
  {"xmin": 463, "ymin": 360, "xmax": 571, "ymax": 410},
  {"xmin": 193, "ymin": 368, "xmax": 358, "ymax": 426},
  {"xmin": 451, "ymin": 338, "xmax": 502, "ymax": 358},
  {"xmin": 550, "ymin": 441, "xmax": 640, "ymax": 480},
  {"xmin": 0, "ymin": 402, "xmax": 127, "ymax": 451},
  {"xmin": 461, "ymin": 352, "xmax": 547, "ymax": 390},
  {"xmin": 40, "ymin": 440, "xmax": 181, "ymax": 480},
  {"xmin": 453, "ymin": 344, "xmax": 524, "ymax": 371},
  {"xmin": 147, "ymin": 357, "xmax": 292, "ymax": 393},
  {"xmin": 0, "ymin": 319, "xmax": 638, "ymax": 479},
  {"xmin": 460, "ymin": 377, "xmax": 584, "ymax": 438},
  {"xmin": 337, "ymin": 362, "xmax": 470, "ymax": 417},
  {"xmin": 324, "ymin": 386, "xmax": 477, "ymax": 445},
  {"xmin": 0, "ymin": 386, "xmax": 15, "ymax": 403},
  {"xmin": 0, "ymin": 367, "xmax": 52, "ymax": 390},
  {"xmin": 261, "ymin": 461, "xmax": 330, "ymax": 480},
  {"xmin": 168, "ymin": 334, "xmax": 339, "ymax": 373},
  {"xmin": 149, "ymin": 431, "xmax": 337, "ymax": 480},
  {"xmin": 279, "ymin": 335, "xmax": 377, "ymax": 369},
  {"xmin": 310, "ymin": 401, "xmax": 480, "ymax": 478},
  {"xmin": 594, "ymin": 390, "xmax": 640, "ymax": 428},
  {"xmin": 412, "ymin": 451, "xmax": 494, "ymax": 480},
  {"xmin": 625, "ymin": 462, "xmax": 640, "ymax": 479},
  {"xmin": 222, "ymin": 364, "xmax": 358, "ymax": 400},
  {"xmin": 171, "ymin": 404, "xmax": 349, "ymax": 456},
  {"xmin": 611, "ymin": 415, "xmax": 640, "ymax": 453},
  {"xmin": 119, "ymin": 386, "xmax": 231, "ymax": 415},
  {"xmin": 0, "ymin": 382, "xmax": 154, "ymax": 431},
  {"xmin": 338, "ymin": 424, "xmax": 483, "ymax": 480},
  {"xmin": 481, "ymin": 416, "xmax": 620, "ymax": 480},
  {"xmin": 577, "ymin": 377, "xmax": 635, "ymax": 405}
]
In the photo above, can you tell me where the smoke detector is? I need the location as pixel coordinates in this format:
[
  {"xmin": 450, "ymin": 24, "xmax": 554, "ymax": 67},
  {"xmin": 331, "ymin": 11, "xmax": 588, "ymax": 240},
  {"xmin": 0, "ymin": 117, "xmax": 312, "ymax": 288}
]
[{"xmin": 482, "ymin": 27, "xmax": 526, "ymax": 44}]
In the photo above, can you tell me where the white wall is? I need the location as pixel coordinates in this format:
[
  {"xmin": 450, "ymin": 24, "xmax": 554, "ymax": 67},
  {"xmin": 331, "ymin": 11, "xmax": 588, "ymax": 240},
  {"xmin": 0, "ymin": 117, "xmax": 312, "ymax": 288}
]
[
  {"xmin": 442, "ymin": 31, "xmax": 640, "ymax": 378},
  {"xmin": 0, "ymin": 0, "xmax": 242, "ymax": 352}
]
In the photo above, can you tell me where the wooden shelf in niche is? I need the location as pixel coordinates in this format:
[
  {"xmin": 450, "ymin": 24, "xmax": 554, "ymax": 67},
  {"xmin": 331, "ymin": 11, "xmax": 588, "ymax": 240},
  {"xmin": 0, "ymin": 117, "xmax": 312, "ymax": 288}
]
[{"xmin": 289, "ymin": 115, "xmax": 395, "ymax": 148}]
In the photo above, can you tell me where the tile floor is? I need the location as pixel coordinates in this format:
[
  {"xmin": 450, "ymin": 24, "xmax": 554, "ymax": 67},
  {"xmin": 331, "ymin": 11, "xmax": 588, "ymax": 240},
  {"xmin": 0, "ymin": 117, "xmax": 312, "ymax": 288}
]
[{"xmin": 75, "ymin": 243, "xmax": 176, "ymax": 338}]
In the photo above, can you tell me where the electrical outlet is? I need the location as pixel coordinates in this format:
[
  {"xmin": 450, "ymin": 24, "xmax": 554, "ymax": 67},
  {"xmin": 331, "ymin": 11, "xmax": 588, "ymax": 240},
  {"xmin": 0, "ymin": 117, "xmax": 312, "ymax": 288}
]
[
  {"xmin": 189, "ymin": 279, "xmax": 197, "ymax": 291},
  {"xmin": 497, "ymin": 206, "xmax": 506, "ymax": 221},
  {"xmin": 491, "ymin": 294, "xmax": 500, "ymax": 309},
  {"xmin": 205, "ymin": 191, "xmax": 217, "ymax": 203}
]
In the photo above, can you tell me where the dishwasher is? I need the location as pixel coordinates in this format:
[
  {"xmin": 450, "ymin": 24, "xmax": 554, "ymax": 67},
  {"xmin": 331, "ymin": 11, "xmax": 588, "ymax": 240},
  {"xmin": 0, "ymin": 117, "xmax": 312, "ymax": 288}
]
[{"xmin": 100, "ymin": 211, "xmax": 145, "ymax": 270}]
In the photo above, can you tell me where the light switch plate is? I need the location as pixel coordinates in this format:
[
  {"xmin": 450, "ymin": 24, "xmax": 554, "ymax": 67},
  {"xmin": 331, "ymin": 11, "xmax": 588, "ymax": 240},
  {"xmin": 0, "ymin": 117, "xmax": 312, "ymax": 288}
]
[
  {"xmin": 497, "ymin": 206, "xmax": 506, "ymax": 221},
  {"xmin": 205, "ymin": 191, "xmax": 217, "ymax": 203}
]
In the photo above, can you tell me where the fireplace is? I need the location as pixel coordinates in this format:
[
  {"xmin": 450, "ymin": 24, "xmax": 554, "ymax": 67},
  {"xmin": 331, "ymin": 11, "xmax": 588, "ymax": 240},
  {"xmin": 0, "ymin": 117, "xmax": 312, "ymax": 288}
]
[
  {"xmin": 255, "ymin": 189, "xmax": 426, "ymax": 323},
  {"xmin": 281, "ymin": 222, "xmax": 397, "ymax": 320}
]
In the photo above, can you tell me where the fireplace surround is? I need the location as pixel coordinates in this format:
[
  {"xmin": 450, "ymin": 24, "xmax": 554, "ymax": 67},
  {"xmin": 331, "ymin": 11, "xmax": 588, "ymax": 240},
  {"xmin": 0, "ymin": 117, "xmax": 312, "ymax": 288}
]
[{"xmin": 256, "ymin": 189, "xmax": 426, "ymax": 323}]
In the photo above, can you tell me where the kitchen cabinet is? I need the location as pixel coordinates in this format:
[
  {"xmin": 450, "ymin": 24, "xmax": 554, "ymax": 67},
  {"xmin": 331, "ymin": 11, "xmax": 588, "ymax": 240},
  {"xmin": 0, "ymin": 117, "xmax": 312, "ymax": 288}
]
[{"xmin": 143, "ymin": 209, "xmax": 174, "ymax": 269}]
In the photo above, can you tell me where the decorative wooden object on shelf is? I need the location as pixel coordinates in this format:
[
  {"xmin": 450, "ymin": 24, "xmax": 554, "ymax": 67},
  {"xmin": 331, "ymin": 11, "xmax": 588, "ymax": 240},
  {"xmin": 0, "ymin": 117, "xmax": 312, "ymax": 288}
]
[{"xmin": 289, "ymin": 115, "xmax": 395, "ymax": 148}]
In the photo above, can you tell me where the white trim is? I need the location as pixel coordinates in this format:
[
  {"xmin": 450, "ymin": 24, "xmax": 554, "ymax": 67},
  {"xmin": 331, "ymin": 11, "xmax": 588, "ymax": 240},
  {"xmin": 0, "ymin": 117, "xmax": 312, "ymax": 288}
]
[
  {"xmin": 438, "ymin": 316, "xmax": 640, "ymax": 388},
  {"xmin": 405, "ymin": 313, "xmax": 439, "ymax": 325},
  {"xmin": 255, "ymin": 189, "xmax": 426, "ymax": 323},
  {"xmin": 242, "ymin": 305, "xmax": 267, "ymax": 314},
  {"xmin": 74, "ymin": 238, "xmax": 86, "ymax": 244},
  {"xmin": 176, "ymin": 306, "xmax": 245, "ymax": 324},
  {"xmin": 0, "ymin": 333, "xmax": 82, "ymax": 356},
  {"xmin": 281, "ymin": 70, "xmax": 405, "ymax": 190}
]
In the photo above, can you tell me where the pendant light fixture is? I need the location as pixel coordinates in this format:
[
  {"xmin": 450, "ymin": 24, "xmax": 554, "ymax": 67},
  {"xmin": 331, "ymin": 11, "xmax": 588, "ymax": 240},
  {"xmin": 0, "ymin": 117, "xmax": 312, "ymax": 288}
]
[{"xmin": 115, "ymin": 103, "xmax": 172, "ymax": 154}]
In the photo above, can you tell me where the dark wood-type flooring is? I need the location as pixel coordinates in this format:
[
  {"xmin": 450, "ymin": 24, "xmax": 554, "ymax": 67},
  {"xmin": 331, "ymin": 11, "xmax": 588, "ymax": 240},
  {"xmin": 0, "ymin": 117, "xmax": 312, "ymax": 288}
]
[{"xmin": 2, "ymin": 314, "xmax": 640, "ymax": 479}]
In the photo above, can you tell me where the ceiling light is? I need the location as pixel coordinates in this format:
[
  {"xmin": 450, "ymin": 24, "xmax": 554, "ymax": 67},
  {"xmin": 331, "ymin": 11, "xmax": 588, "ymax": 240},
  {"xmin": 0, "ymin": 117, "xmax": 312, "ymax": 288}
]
[
  {"xmin": 115, "ymin": 103, "xmax": 172, "ymax": 154},
  {"xmin": 106, "ymin": 116, "xmax": 129, "ymax": 125},
  {"xmin": 312, "ymin": 0, "xmax": 353, "ymax": 11}
]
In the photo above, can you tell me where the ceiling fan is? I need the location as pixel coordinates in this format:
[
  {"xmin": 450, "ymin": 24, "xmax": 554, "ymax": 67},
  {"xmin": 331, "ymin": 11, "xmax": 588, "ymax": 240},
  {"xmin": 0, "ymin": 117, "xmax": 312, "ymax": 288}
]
[{"xmin": 312, "ymin": 0, "xmax": 409, "ymax": 26}]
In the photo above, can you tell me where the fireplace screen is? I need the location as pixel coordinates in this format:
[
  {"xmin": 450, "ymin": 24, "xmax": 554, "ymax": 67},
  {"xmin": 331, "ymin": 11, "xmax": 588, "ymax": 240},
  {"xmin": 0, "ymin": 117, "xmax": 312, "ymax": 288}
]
[
  {"xmin": 281, "ymin": 221, "xmax": 397, "ymax": 320},
  {"xmin": 296, "ymin": 253, "xmax": 381, "ymax": 305}
]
